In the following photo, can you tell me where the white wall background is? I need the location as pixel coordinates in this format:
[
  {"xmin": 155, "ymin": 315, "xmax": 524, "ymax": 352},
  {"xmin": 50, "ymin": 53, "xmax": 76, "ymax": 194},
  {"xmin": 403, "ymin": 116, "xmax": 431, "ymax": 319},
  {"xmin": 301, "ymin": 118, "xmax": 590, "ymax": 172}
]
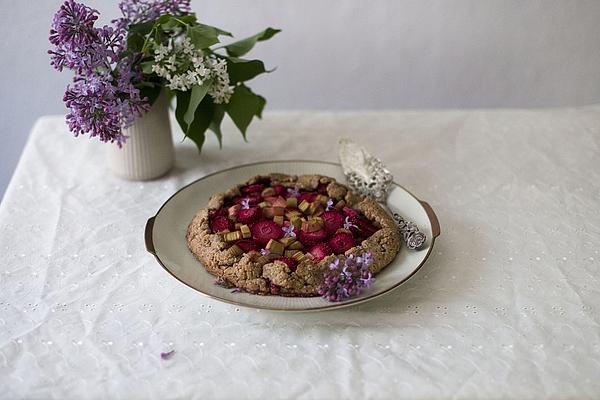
[{"xmin": 1, "ymin": 0, "xmax": 600, "ymax": 199}]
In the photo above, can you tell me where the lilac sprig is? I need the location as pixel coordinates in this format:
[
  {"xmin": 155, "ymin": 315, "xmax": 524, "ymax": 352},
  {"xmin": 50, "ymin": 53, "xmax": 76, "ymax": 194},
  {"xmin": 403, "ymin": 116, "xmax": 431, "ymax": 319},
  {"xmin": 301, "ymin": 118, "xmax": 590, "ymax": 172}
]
[
  {"xmin": 119, "ymin": 0, "xmax": 191, "ymax": 24},
  {"xmin": 318, "ymin": 252, "xmax": 375, "ymax": 302},
  {"xmin": 49, "ymin": 0, "xmax": 149, "ymax": 147},
  {"xmin": 287, "ymin": 187, "xmax": 301, "ymax": 198}
]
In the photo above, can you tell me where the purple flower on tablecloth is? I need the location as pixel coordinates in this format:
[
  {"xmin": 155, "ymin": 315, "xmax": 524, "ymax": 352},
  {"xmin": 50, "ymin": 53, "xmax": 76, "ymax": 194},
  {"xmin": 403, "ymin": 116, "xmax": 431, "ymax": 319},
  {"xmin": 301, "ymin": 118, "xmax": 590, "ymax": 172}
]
[
  {"xmin": 49, "ymin": 0, "xmax": 149, "ymax": 147},
  {"xmin": 160, "ymin": 350, "xmax": 175, "ymax": 360},
  {"xmin": 318, "ymin": 251, "xmax": 375, "ymax": 302},
  {"xmin": 118, "ymin": 0, "xmax": 191, "ymax": 24}
]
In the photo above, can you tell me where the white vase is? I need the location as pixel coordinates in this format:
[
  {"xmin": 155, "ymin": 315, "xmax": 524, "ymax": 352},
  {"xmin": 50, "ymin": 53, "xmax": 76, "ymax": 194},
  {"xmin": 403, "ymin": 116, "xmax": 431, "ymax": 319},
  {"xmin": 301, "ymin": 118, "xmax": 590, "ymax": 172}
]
[{"xmin": 106, "ymin": 91, "xmax": 174, "ymax": 180}]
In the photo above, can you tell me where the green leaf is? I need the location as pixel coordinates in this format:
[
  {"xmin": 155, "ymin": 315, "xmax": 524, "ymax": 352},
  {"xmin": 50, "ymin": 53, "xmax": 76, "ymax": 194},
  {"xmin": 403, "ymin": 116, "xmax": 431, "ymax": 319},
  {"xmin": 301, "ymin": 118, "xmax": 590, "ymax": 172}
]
[
  {"xmin": 186, "ymin": 96, "xmax": 216, "ymax": 153},
  {"xmin": 226, "ymin": 58, "xmax": 271, "ymax": 83},
  {"xmin": 226, "ymin": 84, "xmax": 264, "ymax": 138},
  {"xmin": 183, "ymin": 82, "xmax": 211, "ymax": 126},
  {"xmin": 208, "ymin": 105, "xmax": 225, "ymax": 148},
  {"xmin": 175, "ymin": 90, "xmax": 191, "ymax": 133},
  {"xmin": 224, "ymin": 27, "xmax": 281, "ymax": 57},
  {"xmin": 188, "ymin": 23, "xmax": 232, "ymax": 49},
  {"xmin": 128, "ymin": 21, "xmax": 155, "ymax": 36},
  {"xmin": 140, "ymin": 61, "xmax": 154, "ymax": 74}
]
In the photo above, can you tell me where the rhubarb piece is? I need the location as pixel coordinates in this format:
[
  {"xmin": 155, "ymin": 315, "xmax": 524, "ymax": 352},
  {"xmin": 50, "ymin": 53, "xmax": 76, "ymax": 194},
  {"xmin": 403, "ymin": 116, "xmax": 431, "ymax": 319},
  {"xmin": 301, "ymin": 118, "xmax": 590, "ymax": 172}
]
[
  {"xmin": 236, "ymin": 239, "xmax": 260, "ymax": 252},
  {"xmin": 272, "ymin": 196, "xmax": 287, "ymax": 208},
  {"xmin": 307, "ymin": 202, "xmax": 320, "ymax": 215},
  {"xmin": 297, "ymin": 229, "xmax": 329, "ymax": 246},
  {"xmin": 210, "ymin": 216, "xmax": 231, "ymax": 233},
  {"xmin": 223, "ymin": 231, "xmax": 242, "ymax": 242},
  {"xmin": 309, "ymin": 243, "xmax": 333, "ymax": 262},
  {"xmin": 280, "ymin": 237, "xmax": 296, "ymax": 247},
  {"xmin": 290, "ymin": 217, "xmax": 303, "ymax": 229},
  {"xmin": 285, "ymin": 210, "xmax": 302, "ymax": 219},
  {"xmin": 273, "ymin": 215, "xmax": 284, "ymax": 226},
  {"xmin": 228, "ymin": 204, "xmax": 241, "ymax": 218},
  {"xmin": 258, "ymin": 201, "xmax": 270, "ymax": 208},
  {"xmin": 240, "ymin": 224, "xmax": 251, "ymax": 239},
  {"xmin": 284, "ymin": 249, "xmax": 298, "ymax": 257},
  {"xmin": 227, "ymin": 245, "xmax": 243, "ymax": 256},
  {"xmin": 251, "ymin": 220, "xmax": 283, "ymax": 245},
  {"xmin": 328, "ymin": 232, "xmax": 355, "ymax": 254},
  {"xmin": 301, "ymin": 219, "xmax": 323, "ymax": 233},
  {"xmin": 335, "ymin": 200, "xmax": 346, "ymax": 209},
  {"xmin": 298, "ymin": 200, "xmax": 310, "ymax": 213},
  {"xmin": 237, "ymin": 207, "xmax": 261, "ymax": 224},
  {"xmin": 266, "ymin": 239, "xmax": 285, "ymax": 255},
  {"xmin": 316, "ymin": 194, "xmax": 329, "ymax": 205},
  {"xmin": 261, "ymin": 187, "xmax": 276, "ymax": 197},
  {"xmin": 322, "ymin": 210, "xmax": 344, "ymax": 233},
  {"xmin": 287, "ymin": 240, "xmax": 304, "ymax": 250},
  {"xmin": 291, "ymin": 250, "xmax": 307, "ymax": 263},
  {"xmin": 286, "ymin": 197, "xmax": 298, "ymax": 208}
]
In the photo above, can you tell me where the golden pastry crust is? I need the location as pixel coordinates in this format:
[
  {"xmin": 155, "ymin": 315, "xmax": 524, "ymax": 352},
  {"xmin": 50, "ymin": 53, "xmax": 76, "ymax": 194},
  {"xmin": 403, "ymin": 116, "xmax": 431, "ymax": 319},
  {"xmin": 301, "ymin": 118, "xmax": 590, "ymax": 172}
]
[{"xmin": 186, "ymin": 173, "xmax": 401, "ymax": 296}]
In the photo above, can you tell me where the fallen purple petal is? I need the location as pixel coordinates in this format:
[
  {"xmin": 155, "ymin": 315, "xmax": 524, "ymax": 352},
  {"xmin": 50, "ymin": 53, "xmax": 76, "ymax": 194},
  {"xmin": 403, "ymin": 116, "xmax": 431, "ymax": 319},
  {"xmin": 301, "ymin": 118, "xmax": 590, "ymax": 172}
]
[{"xmin": 160, "ymin": 350, "xmax": 175, "ymax": 360}]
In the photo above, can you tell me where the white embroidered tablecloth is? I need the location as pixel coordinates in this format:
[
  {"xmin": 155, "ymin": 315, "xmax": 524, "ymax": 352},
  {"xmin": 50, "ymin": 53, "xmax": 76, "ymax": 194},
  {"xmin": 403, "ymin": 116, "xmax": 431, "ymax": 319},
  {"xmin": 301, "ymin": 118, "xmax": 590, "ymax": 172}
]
[{"xmin": 1, "ymin": 107, "xmax": 600, "ymax": 399}]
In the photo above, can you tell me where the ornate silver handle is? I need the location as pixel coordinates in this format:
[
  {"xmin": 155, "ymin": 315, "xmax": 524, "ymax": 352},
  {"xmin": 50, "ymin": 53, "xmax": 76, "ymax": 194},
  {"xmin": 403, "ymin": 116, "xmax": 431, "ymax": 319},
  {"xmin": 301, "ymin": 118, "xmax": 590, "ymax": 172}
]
[{"xmin": 339, "ymin": 139, "xmax": 427, "ymax": 251}]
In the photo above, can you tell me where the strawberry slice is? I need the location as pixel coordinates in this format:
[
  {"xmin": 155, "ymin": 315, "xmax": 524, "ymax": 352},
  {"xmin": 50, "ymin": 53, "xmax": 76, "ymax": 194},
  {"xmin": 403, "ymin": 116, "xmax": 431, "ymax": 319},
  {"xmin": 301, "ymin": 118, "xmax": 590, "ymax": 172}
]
[
  {"xmin": 273, "ymin": 184, "xmax": 285, "ymax": 196},
  {"xmin": 240, "ymin": 184, "xmax": 265, "ymax": 194},
  {"xmin": 309, "ymin": 243, "xmax": 333, "ymax": 261},
  {"xmin": 298, "ymin": 192, "xmax": 318, "ymax": 204},
  {"xmin": 297, "ymin": 229, "xmax": 329, "ymax": 246},
  {"xmin": 210, "ymin": 216, "xmax": 231, "ymax": 233},
  {"xmin": 322, "ymin": 210, "xmax": 344, "ymax": 233},
  {"xmin": 275, "ymin": 256, "xmax": 298, "ymax": 271},
  {"xmin": 328, "ymin": 232, "xmax": 355, "ymax": 254},
  {"xmin": 237, "ymin": 207, "xmax": 261, "ymax": 224},
  {"xmin": 251, "ymin": 220, "xmax": 283, "ymax": 245},
  {"xmin": 351, "ymin": 216, "xmax": 378, "ymax": 238},
  {"xmin": 235, "ymin": 239, "xmax": 260, "ymax": 253},
  {"xmin": 342, "ymin": 207, "xmax": 359, "ymax": 218}
]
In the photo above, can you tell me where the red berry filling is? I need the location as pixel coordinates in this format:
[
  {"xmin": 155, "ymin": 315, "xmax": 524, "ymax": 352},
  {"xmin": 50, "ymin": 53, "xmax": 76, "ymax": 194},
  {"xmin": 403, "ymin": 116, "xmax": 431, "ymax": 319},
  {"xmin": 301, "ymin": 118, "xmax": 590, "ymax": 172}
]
[
  {"xmin": 209, "ymin": 178, "xmax": 380, "ymax": 267},
  {"xmin": 251, "ymin": 220, "xmax": 283, "ymax": 245}
]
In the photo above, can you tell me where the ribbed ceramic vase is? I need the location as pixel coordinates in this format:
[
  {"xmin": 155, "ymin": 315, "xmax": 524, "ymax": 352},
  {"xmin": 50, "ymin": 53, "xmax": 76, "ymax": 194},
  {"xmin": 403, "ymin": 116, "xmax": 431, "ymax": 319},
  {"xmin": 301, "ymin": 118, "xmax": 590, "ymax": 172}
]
[{"xmin": 106, "ymin": 92, "xmax": 174, "ymax": 180}]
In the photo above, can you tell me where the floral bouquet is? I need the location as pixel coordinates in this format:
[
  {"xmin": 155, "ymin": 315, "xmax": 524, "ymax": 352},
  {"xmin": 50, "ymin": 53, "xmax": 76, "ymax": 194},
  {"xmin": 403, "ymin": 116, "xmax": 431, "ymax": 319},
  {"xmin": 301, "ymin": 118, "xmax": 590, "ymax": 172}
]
[{"xmin": 49, "ymin": 0, "xmax": 279, "ymax": 151}]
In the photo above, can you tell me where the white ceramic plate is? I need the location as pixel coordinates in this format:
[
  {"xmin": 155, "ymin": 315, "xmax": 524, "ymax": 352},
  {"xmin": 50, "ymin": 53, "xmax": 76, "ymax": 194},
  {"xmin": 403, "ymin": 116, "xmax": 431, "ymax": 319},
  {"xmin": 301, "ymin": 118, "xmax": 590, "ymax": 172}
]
[{"xmin": 145, "ymin": 161, "xmax": 440, "ymax": 312}]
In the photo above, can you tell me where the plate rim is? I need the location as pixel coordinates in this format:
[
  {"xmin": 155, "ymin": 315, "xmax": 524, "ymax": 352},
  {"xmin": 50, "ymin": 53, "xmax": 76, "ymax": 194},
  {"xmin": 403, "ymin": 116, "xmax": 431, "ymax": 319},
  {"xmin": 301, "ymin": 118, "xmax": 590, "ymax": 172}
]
[{"xmin": 145, "ymin": 160, "xmax": 440, "ymax": 312}]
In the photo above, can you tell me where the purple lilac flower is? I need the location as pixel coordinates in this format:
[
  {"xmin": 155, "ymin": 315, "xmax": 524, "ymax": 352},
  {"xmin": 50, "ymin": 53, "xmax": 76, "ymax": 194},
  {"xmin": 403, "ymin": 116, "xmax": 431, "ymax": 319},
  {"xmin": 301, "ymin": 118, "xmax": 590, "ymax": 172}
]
[
  {"xmin": 343, "ymin": 216, "xmax": 358, "ymax": 230},
  {"xmin": 240, "ymin": 198, "xmax": 251, "ymax": 210},
  {"xmin": 325, "ymin": 199, "xmax": 334, "ymax": 211},
  {"xmin": 119, "ymin": 0, "xmax": 191, "ymax": 24},
  {"xmin": 287, "ymin": 187, "xmax": 300, "ymax": 198},
  {"xmin": 318, "ymin": 251, "xmax": 375, "ymax": 302},
  {"xmin": 260, "ymin": 248, "xmax": 270, "ymax": 256},
  {"xmin": 49, "ymin": 1, "xmax": 149, "ymax": 146},
  {"xmin": 160, "ymin": 350, "xmax": 175, "ymax": 360},
  {"xmin": 282, "ymin": 225, "xmax": 296, "ymax": 238}
]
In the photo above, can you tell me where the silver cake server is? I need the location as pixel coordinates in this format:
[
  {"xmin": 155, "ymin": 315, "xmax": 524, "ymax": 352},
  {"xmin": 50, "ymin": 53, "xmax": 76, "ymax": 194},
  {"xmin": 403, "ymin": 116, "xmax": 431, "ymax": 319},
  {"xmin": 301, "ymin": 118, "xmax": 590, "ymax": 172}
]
[{"xmin": 338, "ymin": 138, "xmax": 427, "ymax": 250}]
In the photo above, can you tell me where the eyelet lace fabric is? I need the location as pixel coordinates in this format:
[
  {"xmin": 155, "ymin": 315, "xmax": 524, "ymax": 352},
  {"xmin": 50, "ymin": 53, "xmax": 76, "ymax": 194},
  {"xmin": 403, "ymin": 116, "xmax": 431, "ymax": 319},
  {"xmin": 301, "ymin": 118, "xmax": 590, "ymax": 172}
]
[{"xmin": 1, "ymin": 108, "xmax": 600, "ymax": 399}]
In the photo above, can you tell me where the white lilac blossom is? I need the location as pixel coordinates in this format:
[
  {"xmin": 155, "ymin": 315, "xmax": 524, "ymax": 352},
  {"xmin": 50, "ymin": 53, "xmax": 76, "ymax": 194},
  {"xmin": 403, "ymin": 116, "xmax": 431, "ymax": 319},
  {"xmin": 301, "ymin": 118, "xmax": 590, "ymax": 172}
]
[
  {"xmin": 318, "ymin": 252, "xmax": 375, "ymax": 302},
  {"xmin": 152, "ymin": 37, "xmax": 234, "ymax": 103}
]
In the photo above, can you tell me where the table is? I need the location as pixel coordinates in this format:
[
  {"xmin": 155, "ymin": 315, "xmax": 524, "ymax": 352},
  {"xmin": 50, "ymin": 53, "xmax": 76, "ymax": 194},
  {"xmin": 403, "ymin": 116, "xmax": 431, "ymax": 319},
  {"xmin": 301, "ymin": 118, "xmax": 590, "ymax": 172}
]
[{"xmin": 1, "ymin": 107, "xmax": 600, "ymax": 399}]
